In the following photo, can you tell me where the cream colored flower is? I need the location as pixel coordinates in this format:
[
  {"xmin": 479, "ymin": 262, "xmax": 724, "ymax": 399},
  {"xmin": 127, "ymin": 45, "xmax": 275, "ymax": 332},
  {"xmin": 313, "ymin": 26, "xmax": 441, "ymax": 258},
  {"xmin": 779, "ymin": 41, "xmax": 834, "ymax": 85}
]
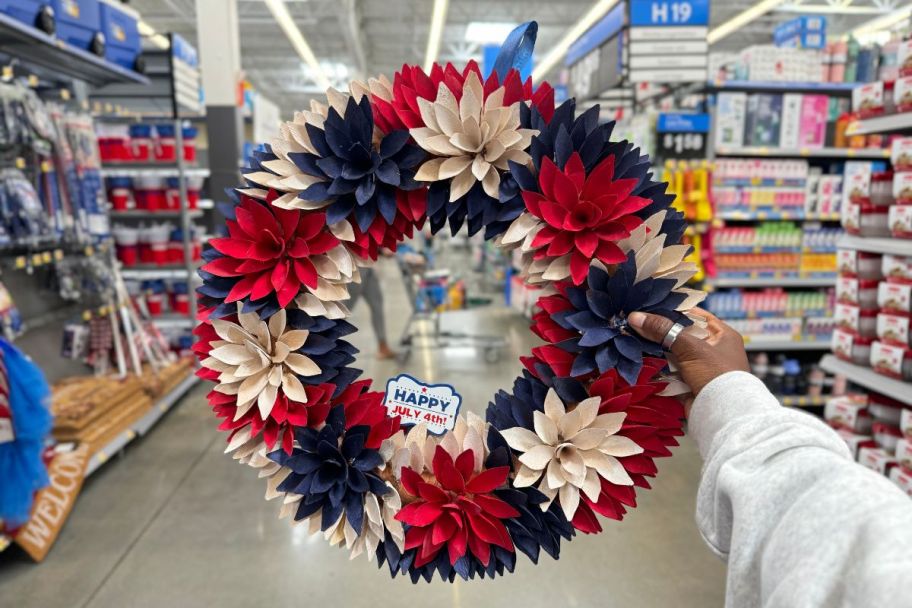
[
  {"xmin": 499, "ymin": 389, "xmax": 643, "ymax": 519},
  {"xmin": 203, "ymin": 306, "xmax": 320, "ymax": 421},
  {"xmin": 411, "ymin": 72, "xmax": 537, "ymax": 201},
  {"xmin": 382, "ymin": 412, "xmax": 489, "ymax": 481}
]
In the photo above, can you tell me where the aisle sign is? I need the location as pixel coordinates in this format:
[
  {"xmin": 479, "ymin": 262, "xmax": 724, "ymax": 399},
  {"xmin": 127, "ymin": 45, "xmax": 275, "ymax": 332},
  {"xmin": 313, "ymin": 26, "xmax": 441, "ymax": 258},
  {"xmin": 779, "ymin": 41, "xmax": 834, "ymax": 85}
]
[
  {"xmin": 629, "ymin": 0, "xmax": 710, "ymax": 27},
  {"xmin": 566, "ymin": 3, "xmax": 626, "ymax": 100},
  {"xmin": 628, "ymin": 0, "xmax": 710, "ymax": 84},
  {"xmin": 656, "ymin": 112, "xmax": 709, "ymax": 159}
]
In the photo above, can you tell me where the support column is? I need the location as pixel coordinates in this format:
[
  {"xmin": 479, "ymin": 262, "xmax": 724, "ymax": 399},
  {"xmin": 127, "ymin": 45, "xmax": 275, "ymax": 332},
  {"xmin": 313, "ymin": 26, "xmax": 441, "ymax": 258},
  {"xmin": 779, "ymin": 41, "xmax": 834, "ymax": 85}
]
[{"xmin": 196, "ymin": 0, "xmax": 243, "ymax": 215}]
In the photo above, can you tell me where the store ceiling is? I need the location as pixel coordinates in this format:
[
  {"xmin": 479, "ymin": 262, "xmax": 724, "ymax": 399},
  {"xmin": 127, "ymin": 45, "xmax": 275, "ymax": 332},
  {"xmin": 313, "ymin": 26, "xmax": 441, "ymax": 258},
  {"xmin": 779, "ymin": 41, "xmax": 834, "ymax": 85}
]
[{"xmin": 131, "ymin": 0, "xmax": 898, "ymax": 118}]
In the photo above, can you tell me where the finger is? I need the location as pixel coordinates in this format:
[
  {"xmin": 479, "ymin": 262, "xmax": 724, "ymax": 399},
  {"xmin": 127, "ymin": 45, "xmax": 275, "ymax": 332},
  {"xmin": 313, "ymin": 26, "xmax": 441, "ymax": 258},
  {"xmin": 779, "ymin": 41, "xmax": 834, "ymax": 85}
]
[
  {"xmin": 687, "ymin": 308, "xmax": 726, "ymax": 335},
  {"xmin": 627, "ymin": 312, "xmax": 702, "ymax": 355}
]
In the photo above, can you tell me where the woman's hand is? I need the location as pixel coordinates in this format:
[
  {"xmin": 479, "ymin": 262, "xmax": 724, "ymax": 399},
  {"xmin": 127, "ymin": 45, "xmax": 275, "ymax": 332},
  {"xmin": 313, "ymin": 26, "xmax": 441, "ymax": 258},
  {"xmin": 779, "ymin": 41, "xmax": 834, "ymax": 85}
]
[{"xmin": 627, "ymin": 309, "xmax": 751, "ymax": 408}]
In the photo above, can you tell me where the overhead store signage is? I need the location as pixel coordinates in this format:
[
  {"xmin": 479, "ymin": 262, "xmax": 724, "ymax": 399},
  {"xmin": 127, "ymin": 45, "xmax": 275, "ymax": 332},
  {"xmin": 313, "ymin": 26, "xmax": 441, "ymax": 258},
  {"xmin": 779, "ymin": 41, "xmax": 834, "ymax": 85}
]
[
  {"xmin": 566, "ymin": 3, "xmax": 626, "ymax": 101},
  {"xmin": 656, "ymin": 112, "xmax": 709, "ymax": 158},
  {"xmin": 628, "ymin": 0, "xmax": 709, "ymax": 84}
]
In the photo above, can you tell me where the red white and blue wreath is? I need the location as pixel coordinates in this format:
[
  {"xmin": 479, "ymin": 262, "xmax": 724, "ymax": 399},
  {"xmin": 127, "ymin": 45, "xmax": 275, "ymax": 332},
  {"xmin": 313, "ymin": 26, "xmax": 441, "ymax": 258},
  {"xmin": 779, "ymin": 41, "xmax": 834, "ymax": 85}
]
[{"xmin": 193, "ymin": 22, "xmax": 706, "ymax": 582}]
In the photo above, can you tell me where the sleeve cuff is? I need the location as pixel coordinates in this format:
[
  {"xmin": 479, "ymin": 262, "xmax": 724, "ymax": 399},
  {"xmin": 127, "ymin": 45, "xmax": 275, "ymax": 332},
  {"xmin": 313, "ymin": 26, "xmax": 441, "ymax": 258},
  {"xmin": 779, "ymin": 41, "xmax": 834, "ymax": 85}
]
[{"xmin": 689, "ymin": 371, "xmax": 782, "ymax": 459}]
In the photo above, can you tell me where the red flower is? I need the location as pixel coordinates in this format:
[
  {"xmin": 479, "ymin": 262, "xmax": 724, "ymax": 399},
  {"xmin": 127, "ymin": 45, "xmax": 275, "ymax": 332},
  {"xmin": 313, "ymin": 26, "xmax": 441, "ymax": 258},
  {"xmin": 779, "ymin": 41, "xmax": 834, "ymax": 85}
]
[
  {"xmin": 192, "ymin": 321, "xmax": 221, "ymax": 383},
  {"xmin": 396, "ymin": 446, "xmax": 519, "ymax": 567},
  {"xmin": 336, "ymin": 380, "xmax": 401, "ymax": 450},
  {"xmin": 373, "ymin": 60, "xmax": 554, "ymax": 133},
  {"xmin": 202, "ymin": 194, "xmax": 339, "ymax": 308},
  {"xmin": 523, "ymin": 153, "xmax": 651, "ymax": 284},
  {"xmin": 571, "ymin": 358, "xmax": 685, "ymax": 533}
]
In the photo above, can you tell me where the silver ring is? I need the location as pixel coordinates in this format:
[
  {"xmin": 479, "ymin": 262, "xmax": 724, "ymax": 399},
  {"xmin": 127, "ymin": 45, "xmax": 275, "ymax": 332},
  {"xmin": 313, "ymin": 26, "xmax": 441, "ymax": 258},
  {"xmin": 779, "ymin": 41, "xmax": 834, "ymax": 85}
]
[{"xmin": 661, "ymin": 323, "xmax": 686, "ymax": 349}]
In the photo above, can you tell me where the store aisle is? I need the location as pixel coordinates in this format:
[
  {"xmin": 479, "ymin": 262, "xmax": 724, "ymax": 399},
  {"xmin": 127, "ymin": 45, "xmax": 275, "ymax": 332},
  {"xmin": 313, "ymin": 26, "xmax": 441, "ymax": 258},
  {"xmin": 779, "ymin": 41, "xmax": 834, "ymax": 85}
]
[{"xmin": 0, "ymin": 258, "xmax": 726, "ymax": 608}]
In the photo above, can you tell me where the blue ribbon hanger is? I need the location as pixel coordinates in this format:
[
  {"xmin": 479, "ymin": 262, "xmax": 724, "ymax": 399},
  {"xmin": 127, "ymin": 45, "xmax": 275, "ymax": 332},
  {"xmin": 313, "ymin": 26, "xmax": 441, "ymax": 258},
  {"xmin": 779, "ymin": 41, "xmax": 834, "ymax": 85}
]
[{"xmin": 491, "ymin": 21, "xmax": 538, "ymax": 84}]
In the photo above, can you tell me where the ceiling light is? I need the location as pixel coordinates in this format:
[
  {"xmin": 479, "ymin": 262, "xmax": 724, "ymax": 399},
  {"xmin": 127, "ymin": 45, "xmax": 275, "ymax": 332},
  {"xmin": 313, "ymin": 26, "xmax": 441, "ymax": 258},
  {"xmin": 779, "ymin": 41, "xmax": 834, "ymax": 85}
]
[
  {"xmin": 137, "ymin": 20, "xmax": 170, "ymax": 50},
  {"xmin": 532, "ymin": 0, "xmax": 621, "ymax": 82},
  {"xmin": 264, "ymin": 0, "xmax": 331, "ymax": 90},
  {"xmin": 776, "ymin": 4, "xmax": 887, "ymax": 15},
  {"xmin": 707, "ymin": 0, "xmax": 789, "ymax": 45},
  {"xmin": 423, "ymin": 0, "xmax": 450, "ymax": 72},
  {"xmin": 465, "ymin": 22, "xmax": 517, "ymax": 44},
  {"xmin": 852, "ymin": 4, "xmax": 912, "ymax": 37}
]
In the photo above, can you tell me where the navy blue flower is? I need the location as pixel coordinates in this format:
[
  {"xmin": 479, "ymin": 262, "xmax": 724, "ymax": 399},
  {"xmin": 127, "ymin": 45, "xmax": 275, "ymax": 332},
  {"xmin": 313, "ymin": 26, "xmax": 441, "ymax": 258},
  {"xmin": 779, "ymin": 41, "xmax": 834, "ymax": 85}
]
[
  {"xmin": 553, "ymin": 252, "xmax": 693, "ymax": 385},
  {"xmin": 289, "ymin": 96, "xmax": 424, "ymax": 232},
  {"xmin": 268, "ymin": 404, "xmax": 388, "ymax": 534}
]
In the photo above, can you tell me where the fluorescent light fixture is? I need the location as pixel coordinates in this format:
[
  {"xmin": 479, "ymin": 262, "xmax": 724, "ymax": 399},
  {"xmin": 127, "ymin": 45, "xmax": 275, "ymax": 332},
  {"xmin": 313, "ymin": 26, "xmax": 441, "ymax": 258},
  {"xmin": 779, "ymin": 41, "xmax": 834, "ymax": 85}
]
[
  {"xmin": 707, "ymin": 0, "xmax": 789, "ymax": 45},
  {"xmin": 852, "ymin": 4, "xmax": 912, "ymax": 37},
  {"xmin": 423, "ymin": 0, "xmax": 450, "ymax": 72},
  {"xmin": 465, "ymin": 21, "xmax": 517, "ymax": 44},
  {"xmin": 532, "ymin": 0, "xmax": 621, "ymax": 83},
  {"xmin": 137, "ymin": 20, "xmax": 170, "ymax": 50},
  {"xmin": 264, "ymin": 0, "xmax": 332, "ymax": 90},
  {"xmin": 776, "ymin": 4, "xmax": 887, "ymax": 15}
]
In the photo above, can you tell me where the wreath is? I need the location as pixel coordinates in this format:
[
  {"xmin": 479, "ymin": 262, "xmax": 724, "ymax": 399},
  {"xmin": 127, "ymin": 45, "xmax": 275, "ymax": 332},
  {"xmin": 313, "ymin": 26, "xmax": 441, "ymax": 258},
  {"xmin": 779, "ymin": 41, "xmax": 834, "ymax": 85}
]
[{"xmin": 193, "ymin": 22, "xmax": 705, "ymax": 582}]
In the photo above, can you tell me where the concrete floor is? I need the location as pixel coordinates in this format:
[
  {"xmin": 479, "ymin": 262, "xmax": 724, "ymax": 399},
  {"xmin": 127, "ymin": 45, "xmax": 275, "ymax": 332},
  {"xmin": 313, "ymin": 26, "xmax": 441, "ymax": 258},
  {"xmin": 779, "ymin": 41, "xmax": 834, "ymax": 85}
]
[{"xmin": 0, "ymin": 255, "xmax": 727, "ymax": 608}]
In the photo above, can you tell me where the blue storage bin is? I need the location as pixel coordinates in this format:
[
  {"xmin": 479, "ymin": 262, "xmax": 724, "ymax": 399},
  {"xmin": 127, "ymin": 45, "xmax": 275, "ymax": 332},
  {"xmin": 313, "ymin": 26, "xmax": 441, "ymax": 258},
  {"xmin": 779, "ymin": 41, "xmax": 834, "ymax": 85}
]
[
  {"xmin": 99, "ymin": 0, "xmax": 140, "ymax": 71},
  {"xmin": 0, "ymin": 1, "xmax": 54, "ymax": 34},
  {"xmin": 50, "ymin": 0, "xmax": 102, "ymax": 53}
]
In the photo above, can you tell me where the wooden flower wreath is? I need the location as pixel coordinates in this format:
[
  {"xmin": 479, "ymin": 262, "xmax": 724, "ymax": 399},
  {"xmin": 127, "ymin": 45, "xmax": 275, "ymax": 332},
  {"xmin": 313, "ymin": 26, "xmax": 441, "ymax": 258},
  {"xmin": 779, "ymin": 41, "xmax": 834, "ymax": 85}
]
[{"xmin": 193, "ymin": 22, "xmax": 705, "ymax": 582}]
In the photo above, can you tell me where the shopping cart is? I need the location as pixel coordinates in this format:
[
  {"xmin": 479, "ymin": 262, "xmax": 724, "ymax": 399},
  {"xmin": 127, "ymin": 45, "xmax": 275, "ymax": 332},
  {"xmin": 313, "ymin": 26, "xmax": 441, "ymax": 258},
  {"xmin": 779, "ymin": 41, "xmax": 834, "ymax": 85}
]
[{"xmin": 395, "ymin": 247, "xmax": 506, "ymax": 364}]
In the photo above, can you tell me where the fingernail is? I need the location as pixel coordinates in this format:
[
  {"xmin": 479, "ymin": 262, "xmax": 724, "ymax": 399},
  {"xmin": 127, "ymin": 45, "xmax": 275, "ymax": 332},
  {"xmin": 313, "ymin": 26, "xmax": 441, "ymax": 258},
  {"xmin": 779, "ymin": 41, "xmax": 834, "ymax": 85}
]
[{"xmin": 628, "ymin": 312, "xmax": 646, "ymax": 328}]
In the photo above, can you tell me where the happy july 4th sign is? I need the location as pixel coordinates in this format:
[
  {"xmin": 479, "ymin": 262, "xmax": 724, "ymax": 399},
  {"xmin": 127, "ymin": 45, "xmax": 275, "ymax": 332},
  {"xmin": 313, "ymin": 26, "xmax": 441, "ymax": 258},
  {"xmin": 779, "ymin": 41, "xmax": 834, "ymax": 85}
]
[{"xmin": 383, "ymin": 374, "xmax": 462, "ymax": 435}]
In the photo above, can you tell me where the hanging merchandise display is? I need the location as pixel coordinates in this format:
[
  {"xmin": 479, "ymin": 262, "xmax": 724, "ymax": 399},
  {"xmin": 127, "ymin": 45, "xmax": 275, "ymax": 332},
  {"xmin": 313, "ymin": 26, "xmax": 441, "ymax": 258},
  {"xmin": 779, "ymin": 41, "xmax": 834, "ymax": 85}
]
[{"xmin": 194, "ymin": 21, "xmax": 706, "ymax": 582}]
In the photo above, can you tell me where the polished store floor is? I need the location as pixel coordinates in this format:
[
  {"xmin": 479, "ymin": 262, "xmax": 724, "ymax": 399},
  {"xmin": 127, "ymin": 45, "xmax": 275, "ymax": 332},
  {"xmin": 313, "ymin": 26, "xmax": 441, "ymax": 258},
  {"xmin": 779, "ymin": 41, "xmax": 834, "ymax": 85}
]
[{"xmin": 0, "ymin": 256, "xmax": 726, "ymax": 608}]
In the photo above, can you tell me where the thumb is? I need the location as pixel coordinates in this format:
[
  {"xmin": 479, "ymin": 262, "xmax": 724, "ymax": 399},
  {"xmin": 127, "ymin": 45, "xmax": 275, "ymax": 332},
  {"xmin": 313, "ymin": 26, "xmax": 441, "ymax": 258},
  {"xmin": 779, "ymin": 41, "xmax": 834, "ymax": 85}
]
[{"xmin": 627, "ymin": 311, "xmax": 675, "ymax": 344}]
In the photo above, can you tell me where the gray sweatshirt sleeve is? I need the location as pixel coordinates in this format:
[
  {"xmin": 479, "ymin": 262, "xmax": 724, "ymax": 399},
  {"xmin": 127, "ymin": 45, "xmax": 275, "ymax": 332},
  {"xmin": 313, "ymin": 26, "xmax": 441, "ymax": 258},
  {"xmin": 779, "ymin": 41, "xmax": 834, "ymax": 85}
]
[{"xmin": 689, "ymin": 371, "xmax": 912, "ymax": 608}]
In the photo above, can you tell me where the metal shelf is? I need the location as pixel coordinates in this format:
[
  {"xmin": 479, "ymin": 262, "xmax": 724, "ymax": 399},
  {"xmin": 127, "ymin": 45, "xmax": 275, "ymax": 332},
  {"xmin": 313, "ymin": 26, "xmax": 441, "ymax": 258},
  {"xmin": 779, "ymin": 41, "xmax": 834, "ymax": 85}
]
[
  {"xmin": 837, "ymin": 235, "xmax": 912, "ymax": 256},
  {"xmin": 820, "ymin": 355, "xmax": 912, "ymax": 407},
  {"xmin": 0, "ymin": 14, "xmax": 148, "ymax": 86},
  {"xmin": 744, "ymin": 337, "xmax": 832, "ymax": 351},
  {"xmin": 121, "ymin": 265, "xmax": 200, "ymax": 280},
  {"xmin": 146, "ymin": 315, "xmax": 195, "ymax": 329},
  {"xmin": 706, "ymin": 276, "xmax": 835, "ymax": 288},
  {"xmin": 778, "ymin": 394, "xmax": 828, "ymax": 407},
  {"xmin": 85, "ymin": 373, "xmax": 199, "ymax": 477},
  {"xmin": 715, "ymin": 146, "xmax": 889, "ymax": 159},
  {"xmin": 707, "ymin": 80, "xmax": 857, "ymax": 95},
  {"xmin": 101, "ymin": 167, "xmax": 210, "ymax": 178},
  {"xmin": 717, "ymin": 211, "xmax": 841, "ymax": 221},
  {"xmin": 846, "ymin": 112, "xmax": 912, "ymax": 136}
]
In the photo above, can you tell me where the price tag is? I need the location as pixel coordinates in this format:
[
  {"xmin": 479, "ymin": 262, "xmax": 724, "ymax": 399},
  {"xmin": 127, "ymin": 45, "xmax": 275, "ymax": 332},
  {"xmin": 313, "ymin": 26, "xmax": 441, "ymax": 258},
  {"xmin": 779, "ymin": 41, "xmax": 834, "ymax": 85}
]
[
  {"xmin": 54, "ymin": 249, "xmax": 64, "ymax": 261},
  {"xmin": 657, "ymin": 131, "xmax": 707, "ymax": 160},
  {"xmin": 799, "ymin": 147, "xmax": 811, "ymax": 156},
  {"xmin": 847, "ymin": 149, "xmax": 857, "ymax": 157},
  {"xmin": 42, "ymin": 251, "xmax": 52, "ymax": 264},
  {"xmin": 82, "ymin": 310, "xmax": 92, "ymax": 321},
  {"xmin": 40, "ymin": 161, "xmax": 51, "ymax": 173},
  {"xmin": 27, "ymin": 74, "xmax": 38, "ymax": 88},
  {"xmin": 14, "ymin": 158, "xmax": 25, "ymax": 170},
  {"xmin": 14, "ymin": 256, "xmax": 26, "ymax": 269},
  {"xmin": 1, "ymin": 65, "xmax": 12, "ymax": 80},
  {"xmin": 61, "ymin": 88, "xmax": 71, "ymax": 101},
  {"xmin": 104, "ymin": 103, "xmax": 113, "ymax": 114},
  {"xmin": 31, "ymin": 253, "xmax": 43, "ymax": 267},
  {"xmin": 84, "ymin": 246, "xmax": 95, "ymax": 256}
]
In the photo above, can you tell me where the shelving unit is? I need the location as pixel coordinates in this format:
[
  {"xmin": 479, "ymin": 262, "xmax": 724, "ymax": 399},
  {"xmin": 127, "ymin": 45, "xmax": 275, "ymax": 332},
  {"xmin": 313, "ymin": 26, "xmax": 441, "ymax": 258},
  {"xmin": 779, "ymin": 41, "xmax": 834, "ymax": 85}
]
[
  {"xmin": 744, "ymin": 338, "xmax": 831, "ymax": 351},
  {"xmin": 85, "ymin": 374, "xmax": 199, "ymax": 476},
  {"xmin": 706, "ymin": 80, "xmax": 857, "ymax": 95},
  {"xmin": 778, "ymin": 394, "xmax": 827, "ymax": 407},
  {"xmin": 121, "ymin": 264, "xmax": 202, "ymax": 280},
  {"xmin": 837, "ymin": 235, "xmax": 912, "ymax": 256},
  {"xmin": 820, "ymin": 355, "xmax": 912, "ymax": 407},
  {"xmin": 717, "ymin": 211, "xmax": 840, "ymax": 221},
  {"xmin": 100, "ymin": 167, "xmax": 210, "ymax": 178},
  {"xmin": 0, "ymin": 14, "xmax": 148, "ymax": 87},
  {"xmin": 109, "ymin": 209, "xmax": 204, "ymax": 220}
]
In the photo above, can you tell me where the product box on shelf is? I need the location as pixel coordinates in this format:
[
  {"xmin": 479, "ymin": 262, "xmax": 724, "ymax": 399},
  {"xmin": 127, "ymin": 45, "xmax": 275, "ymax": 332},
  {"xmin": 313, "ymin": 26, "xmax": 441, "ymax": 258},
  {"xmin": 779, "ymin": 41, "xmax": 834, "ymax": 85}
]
[
  {"xmin": 889, "ymin": 466, "xmax": 912, "ymax": 497},
  {"xmin": 896, "ymin": 76, "xmax": 912, "ymax": 113},
  {"xmin": 877, "ymin": 281, "xmax": 912, "ymax": 314},
  {"xmin": 891, "ymin": 138, "xmax": 912, "ymax": 171},
  {"xmin": 895, "ymin": 438, "xmax": 912, "ymax": 471},
  {"xmin": 900, "ymin": 39, "xmax": 912, "ymax": 78},
  {"xmin": 894, "ymin": 172, "xmax": 912, "ymax": 205},
  {"xmin": 889, "ymin": 204, "xmax": 912, "ymax": 237},
  {"xmin": 869, "ymin": 393, "xmax": 906, "ymax": 425},
  {"xmin": 873, "ymin": 421, "xmax": 903, "ymax": 452},
  {"xmin": 858, "ymin": 446, "xmax": 898, "ymax": 475},
  {"xmin": 832, "ymin": 327, "xmax": 872, "ymax": 364},
  {"xmin": 901, "ymin": 408, "xmax": 912, "ymax": 439},
  {"xmin": 745, "ymin": 94, "xmax": 782, "ymax": 148},
  {"xmin": 837, "ymin": 249, "xmax": 883, "ymax": 279},
  {"xmin": 99, "ymin": 0, "xmax": 141, "ymax": 72},
  {"xmin": 50, "ymin": 0, "xmax": 103, "ymax": 52},
  {"xmin": 836, "ymin": 276, "xmax": 878, "ymax": 307},
  {"xmin": 876, "ymin": 311, "xmax": 910, "ymax": 347},
  {"xmin": 852, "ymin": 81, "xmax": 885, "ymax": 117},
  {"xmin": 798, "ymin": 95, "xmax": 828, "ymax": 148},
  {"xmin": 836, "ymin": 428, "xmax": 875, "ymax": 459},
  {"xmin": 715, "ymin": 93, "xmax": 747, "ymax": 149},
  {"xmin": 825, "ymin": 395, "xmax": 872, "ymax": 434},
  {"xmin": 870, "ymin": 340, "xmax": 912, "ymax": 380},
  {"xmin": 883, "ymin": 254, "xmax": 912, "ymax": 283},
  {"xmin": 835, "ymin": 302, "xmax": 877, "ymax": 337},
  {"xmin": 779, "ymin": 94, "xmax": 803, "ymax": 149}
]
